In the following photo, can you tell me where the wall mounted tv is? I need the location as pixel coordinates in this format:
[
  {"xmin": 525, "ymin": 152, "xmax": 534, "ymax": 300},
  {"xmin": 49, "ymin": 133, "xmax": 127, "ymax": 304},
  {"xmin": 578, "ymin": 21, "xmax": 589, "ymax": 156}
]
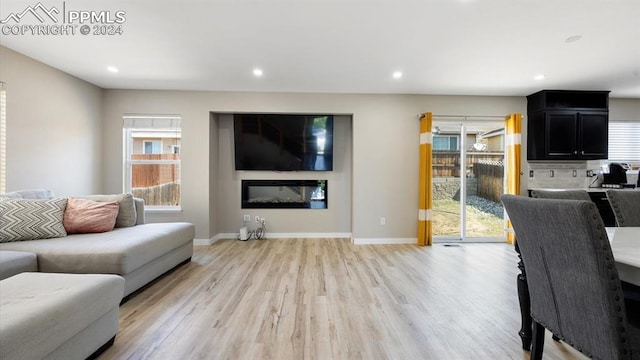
[{"xmin": 234, "ymin": 114, "xmax": 334, "ymax": 171}]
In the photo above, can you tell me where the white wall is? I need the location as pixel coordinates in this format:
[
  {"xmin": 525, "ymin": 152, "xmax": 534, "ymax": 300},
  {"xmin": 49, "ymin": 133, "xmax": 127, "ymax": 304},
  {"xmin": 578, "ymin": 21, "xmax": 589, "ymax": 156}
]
[
  {"xmin": 610, "ymin": 98, "xmax": 640, "ymax": 120},
  {"xmin": 101, "ymin": 90, "xmax": 212, "ymax": 240},
  {"xmin": 0, "ymin": 46, "xmax": 102, "ymax": 196}
]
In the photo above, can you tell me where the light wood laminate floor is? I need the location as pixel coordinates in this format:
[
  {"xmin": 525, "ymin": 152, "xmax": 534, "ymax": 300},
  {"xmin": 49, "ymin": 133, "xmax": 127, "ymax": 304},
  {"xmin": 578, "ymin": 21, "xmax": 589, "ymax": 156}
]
[{"xmin": 99, "ymin": 239, "xmax": 587, "ymax": 360}]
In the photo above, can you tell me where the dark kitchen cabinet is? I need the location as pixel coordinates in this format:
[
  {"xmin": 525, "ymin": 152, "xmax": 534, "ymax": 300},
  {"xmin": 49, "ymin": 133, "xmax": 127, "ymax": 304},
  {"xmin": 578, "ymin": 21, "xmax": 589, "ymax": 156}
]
[{"xmin": 527, "ymin": 90, "xmax": 610, "ymax": 160}]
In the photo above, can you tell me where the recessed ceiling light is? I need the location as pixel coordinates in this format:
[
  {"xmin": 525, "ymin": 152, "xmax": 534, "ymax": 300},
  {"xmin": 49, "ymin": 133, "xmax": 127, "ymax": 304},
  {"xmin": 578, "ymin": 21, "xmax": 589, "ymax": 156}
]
[
  {"xmin": 253, "ymin": 68, "xmax": 263, "ymax": 77},
  {"xmin": 534, "ymin": 74, "xmax": 545, "ymax": 81},
  {"xmin": 565, "ymin": 35, "xmax": 582, "ymax": 43},
  {"xmin": 392, "ymin": 71, "xmax": 403, "ymax": 79},
  {"xmin": 107, "ymin": 66, "xmax": 118, "ymax": 73}
]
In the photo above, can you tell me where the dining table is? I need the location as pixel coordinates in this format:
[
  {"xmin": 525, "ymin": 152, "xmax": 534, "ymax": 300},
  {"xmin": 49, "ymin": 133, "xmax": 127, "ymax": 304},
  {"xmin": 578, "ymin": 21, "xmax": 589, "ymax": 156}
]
[{"xmin": 607, "ymin": 227, "xmax": 640, "ymax": 286}]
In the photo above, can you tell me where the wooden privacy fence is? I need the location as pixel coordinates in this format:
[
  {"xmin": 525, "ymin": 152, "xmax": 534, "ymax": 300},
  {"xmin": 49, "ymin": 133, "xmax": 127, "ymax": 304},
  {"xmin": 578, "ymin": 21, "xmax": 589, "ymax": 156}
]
[
  {"xmin": 131, "ymin": 154, "xmax": 180, "ymax": 206},
  {"xmin": 131, "ymin": 154, "xmax": 180, "ymax": 188},
  {"xmin": 432, "ymin": 151, "xmax": 504, "ymax": 178},
  {"xmin": 474, "ymin": 160, "xmax": 504, "ymax": 203},
  {"xmin": 132, "ymin": 182, "xmax": 180, "ymax": 206}
]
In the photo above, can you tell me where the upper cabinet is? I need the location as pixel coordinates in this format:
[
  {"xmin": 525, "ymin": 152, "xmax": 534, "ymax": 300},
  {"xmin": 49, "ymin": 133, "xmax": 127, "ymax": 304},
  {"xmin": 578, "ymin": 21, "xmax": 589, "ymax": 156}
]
[{"xmin": 527, "ymin": 90, "xmax": 610, "ymax": 161}]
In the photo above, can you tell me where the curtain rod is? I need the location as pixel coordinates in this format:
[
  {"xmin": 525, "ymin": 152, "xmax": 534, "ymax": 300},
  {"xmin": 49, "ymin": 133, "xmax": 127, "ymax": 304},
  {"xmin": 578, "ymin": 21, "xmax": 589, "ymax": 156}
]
[{"xmin": 417, "ymin": 114, "xmax": 507, "ymax": 120}]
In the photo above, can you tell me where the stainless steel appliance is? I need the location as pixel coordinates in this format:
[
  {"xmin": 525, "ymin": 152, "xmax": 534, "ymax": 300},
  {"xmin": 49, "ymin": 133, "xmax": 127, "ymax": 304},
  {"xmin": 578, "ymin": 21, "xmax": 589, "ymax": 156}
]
[{"xmin": 602, "ymin": 163, "xmax": 631, "ymax": 188}]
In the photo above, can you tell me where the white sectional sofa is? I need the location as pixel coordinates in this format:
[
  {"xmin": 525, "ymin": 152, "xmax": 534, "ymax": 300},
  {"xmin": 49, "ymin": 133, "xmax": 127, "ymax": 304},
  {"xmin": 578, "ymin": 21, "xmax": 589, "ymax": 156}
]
[
  {"xmin": 0, "ymin": 190, "xmax": 195, "ymax": 298},
  {"xmin": 0, "ymin": 189, "xmax": 196, "ymax": 359},
  {"xmin": 0, "ymin": 250, "xmax": 37, "ymax": 280},
  {"xmin": 0, "ymin": 272, "xmax": 125, "ymax": 360}
]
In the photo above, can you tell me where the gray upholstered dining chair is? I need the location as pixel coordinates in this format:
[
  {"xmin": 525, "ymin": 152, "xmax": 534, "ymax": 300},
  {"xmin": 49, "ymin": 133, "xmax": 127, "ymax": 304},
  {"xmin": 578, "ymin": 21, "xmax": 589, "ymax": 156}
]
[
  {"xmin": 530, "ymin": 189, "xmax": 591, "ymax": 201},
  {"xmin": 527, "ymin": 189, "xmax": 592, "ymax": 343},
  {"xmin": 607, "ymin": 190, "xmax": 640, "ymax": 227},
  {"xmin": 502, "ymin": 194, "xmax": 640, "ymax": 360}
]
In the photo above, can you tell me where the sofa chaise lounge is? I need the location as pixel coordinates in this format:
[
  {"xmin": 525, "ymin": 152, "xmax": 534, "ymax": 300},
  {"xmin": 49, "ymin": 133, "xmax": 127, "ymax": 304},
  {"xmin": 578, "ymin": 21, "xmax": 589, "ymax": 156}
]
[
  {"xmin": 0, "ymin": 190, "xmax": 196, "ymax": 360},
  {"xmin": 0, "ymin": 190, "xmax": 195, "ymax": 298}
]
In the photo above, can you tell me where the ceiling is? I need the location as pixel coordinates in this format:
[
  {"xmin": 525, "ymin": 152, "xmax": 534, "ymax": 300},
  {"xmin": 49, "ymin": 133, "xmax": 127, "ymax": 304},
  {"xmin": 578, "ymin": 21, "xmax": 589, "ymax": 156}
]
[{"xmin": 1, "ymin": 0, "xmax": 639, "ymax": 98}]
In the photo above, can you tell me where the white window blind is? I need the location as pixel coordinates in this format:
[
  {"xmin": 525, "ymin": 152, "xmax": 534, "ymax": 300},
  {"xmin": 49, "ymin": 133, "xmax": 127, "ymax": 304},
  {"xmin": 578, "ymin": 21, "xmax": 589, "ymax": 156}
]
[
  {"xmin": 608, "ymin": 121, "xmax": 640, "ymax": 162},
  {"xmin": 123, "ymin": 115, "xmax": 181, "ymax": 130},
  {"xmin": 0, "ymin": 82, "xmax": 6, "ymax": 193}
]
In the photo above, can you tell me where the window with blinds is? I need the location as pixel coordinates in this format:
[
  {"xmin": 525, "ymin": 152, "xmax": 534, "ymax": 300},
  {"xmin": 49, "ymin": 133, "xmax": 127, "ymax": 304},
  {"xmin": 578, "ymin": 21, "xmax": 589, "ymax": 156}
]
[
  {"xmin": 0, "ymin": 82, "xmax": 6, "ymax": 193},
  {"xmin": 123, "ymin": 115, "xmax": 181, "ymax": 209},
  {"xmin": 608, "ymin": 121, "xmax": 640, "ymax": 162}
]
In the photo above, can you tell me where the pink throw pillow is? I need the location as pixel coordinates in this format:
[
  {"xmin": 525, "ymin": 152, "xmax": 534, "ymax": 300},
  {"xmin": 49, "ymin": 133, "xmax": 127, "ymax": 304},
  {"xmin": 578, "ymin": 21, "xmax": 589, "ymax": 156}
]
[{"xmin": 63, "ymin": 197, "xmax": 119, "ymax": 234}]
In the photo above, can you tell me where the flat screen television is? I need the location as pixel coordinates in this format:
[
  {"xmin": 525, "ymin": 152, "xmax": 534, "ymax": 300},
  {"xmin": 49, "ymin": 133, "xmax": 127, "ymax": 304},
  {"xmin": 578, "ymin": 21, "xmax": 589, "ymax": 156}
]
[{"xmin": 234, "ymin": 114, "xmax": 334, "ymax": 171}]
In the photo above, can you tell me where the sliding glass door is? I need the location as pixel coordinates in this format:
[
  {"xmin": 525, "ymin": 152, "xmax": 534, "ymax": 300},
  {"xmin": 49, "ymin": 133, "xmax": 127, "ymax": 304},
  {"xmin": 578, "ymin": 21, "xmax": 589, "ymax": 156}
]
[{"xmin": 431, "ymin": 120, "xmax": 506, "ymax": 242}]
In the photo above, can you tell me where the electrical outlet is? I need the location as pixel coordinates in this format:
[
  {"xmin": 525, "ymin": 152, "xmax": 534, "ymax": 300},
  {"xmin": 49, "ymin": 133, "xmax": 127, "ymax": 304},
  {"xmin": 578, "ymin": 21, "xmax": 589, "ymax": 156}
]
[
  {"xmin": 529, "ymin": 170, "xmax": 534, "ymax": 177},
  {"xmin": 572, "ymin": 170, "xmax": 577, "ymax": 177},
  {"xmin": 587, "ymin": 170, "xmax": 595, "ymax": 177},
  {"xmin": 243, "ymin": 215, "xmax": 251, "ymax": 222},
  {"xmin": 380, "ymin": 217, "xmax": 386, "ymax": 225},
  {"xmin": 255, "ymin": 216, "xmax": 260, "ymax": 223},
  {"xmin": 549, "ymin": 170, "xmax": 554, "ymax": 177}
]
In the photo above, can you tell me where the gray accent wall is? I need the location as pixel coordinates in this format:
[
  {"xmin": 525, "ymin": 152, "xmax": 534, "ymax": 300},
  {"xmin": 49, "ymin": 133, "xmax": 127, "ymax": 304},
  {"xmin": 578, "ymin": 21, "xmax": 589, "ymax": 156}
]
[{"xmin": 215, "ymin": 113, "xmax": 352, "ymax": 236}]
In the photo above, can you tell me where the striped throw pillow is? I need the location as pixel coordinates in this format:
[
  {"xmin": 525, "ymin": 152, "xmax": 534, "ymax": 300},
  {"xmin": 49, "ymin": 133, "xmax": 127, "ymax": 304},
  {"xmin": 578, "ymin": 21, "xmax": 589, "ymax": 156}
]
[{"xmin": 0, "ymin": 198, "xmax": 67, "ymax": 242}]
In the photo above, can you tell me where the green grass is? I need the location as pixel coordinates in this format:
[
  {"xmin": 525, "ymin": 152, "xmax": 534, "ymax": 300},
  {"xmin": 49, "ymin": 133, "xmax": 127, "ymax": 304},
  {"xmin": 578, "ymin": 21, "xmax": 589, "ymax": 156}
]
[{"xmin": 432, "ymin": 199, "xmax": 504, "ymax": 238}]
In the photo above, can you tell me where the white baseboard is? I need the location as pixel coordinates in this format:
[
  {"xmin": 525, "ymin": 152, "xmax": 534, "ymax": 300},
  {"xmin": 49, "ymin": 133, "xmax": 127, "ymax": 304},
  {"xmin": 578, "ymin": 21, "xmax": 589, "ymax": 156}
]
[
  {"xmin": 193, "ymin": 238, "xmax": 214, "ymax": 246},
  {"xmin": 202, "ymin": 232, "xmax": 353, "ymax": 242},
  {"xmin": 215, "ymin": 233, "xmax": 239, "ymax": 241},
  {"xmin": 265, "ymin": 232, "xmax": 352, "ymax": 239},
  {"xmin": 352, "ymin": 237, "xmax": 416, "ymax": 245},
  {"xmin": 194, "ymin": 234, "xmax": 235, "ymax": 246},
  {"xmin": 200, "ymin": 234, "xmax": 417, "ymax": 245},
  {"xmin": 433, "ymin": 238, "xmax": 506, "ymax": 243}
]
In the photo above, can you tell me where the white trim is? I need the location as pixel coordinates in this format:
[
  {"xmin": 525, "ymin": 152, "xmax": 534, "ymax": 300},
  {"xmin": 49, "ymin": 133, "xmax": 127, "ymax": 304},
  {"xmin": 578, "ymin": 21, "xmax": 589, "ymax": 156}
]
[
  {"xmin": 266, "ymin": 232, "xmax": 352, "ymax": 239},
  {"xmin": 460, "ymin": 123, "xmax": 467, "ymax": 239},
  {"xmin": 215, "ymin": 233, "xmax": 240, "ymax": 241},
  {"xmin": 418, "ymin": 209, "xmax": 432, "ymax": 221},
  {"xmin": 352, "ymin": 237, "xmax": 415, "ymax": 245},
  {"xmin": 194, "ymin": 234, "xmax": 232, "ymax": 246},
  {"xmin": 419, "ymin": 132, "xmax": 432, "ymax": 144},
  {"xmin": 130, "ymin": 159, "xmax": 180, "ymax": 165},
  {"xmin": 193, "ymin": 238, "xmax": 214, "ymax": 246},
  {"xmin": 434, "ymin": 238, "xmax": 506, "ymax": 243},
  {"xmin": 123, "ymin": 115, "xmax": 181, "ymax": 129},
  {"xmin": 203, "ymin": 232, "xmax": 353, "ymax": 242},
  {"xmin": 505, "ymin": 133, "xmax": 522, "ymax": 146}
]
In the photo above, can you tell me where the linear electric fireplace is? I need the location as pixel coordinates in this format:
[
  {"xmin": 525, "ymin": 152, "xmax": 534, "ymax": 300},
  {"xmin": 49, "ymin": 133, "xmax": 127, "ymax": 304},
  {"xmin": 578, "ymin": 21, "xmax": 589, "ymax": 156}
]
[{"xmin": 241, "ymin": 180, "xmax": 327, "ymax": 209}]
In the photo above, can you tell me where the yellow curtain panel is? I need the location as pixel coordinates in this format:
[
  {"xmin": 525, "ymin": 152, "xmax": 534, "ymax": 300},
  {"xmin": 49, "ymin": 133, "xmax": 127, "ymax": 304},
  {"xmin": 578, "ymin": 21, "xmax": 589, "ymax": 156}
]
[
  {"xmin": 505, "ymin": 113, "xmax": 522, "ymax": 245},
  {"xmin": 418, "ymin": 112, "xmax": 433, "ymax": 246}
]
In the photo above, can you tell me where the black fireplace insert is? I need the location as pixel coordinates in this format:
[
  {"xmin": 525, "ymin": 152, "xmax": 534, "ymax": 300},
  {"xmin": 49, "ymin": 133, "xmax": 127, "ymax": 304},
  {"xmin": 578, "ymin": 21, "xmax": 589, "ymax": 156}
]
[{"xmin": 241, "ymin": 180, "xmax": 327, "ymax": 209}]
